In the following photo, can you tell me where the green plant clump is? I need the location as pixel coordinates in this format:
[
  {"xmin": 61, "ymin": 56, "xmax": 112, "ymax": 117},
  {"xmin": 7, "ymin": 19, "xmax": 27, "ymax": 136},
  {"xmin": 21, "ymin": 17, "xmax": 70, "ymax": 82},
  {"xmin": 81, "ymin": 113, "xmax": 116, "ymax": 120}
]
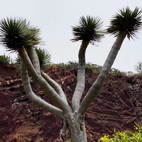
[
  {"xmin": 0, "ymin": 55, "xmax": 11, "ymax": 65},
  {"xmin": 35, "ymin": 48, "xmax": 51, "ymax": 69},
  {"xmin": 109, "ymin": 68, "xmax": 127, "ymax": 76},
  {"xmin": 98, "ymin": 124, "xmax": 142, "ymax": 142},
  {"xmin": 52, "ymin": 62, "xmax": 102, "ymax": 72}
]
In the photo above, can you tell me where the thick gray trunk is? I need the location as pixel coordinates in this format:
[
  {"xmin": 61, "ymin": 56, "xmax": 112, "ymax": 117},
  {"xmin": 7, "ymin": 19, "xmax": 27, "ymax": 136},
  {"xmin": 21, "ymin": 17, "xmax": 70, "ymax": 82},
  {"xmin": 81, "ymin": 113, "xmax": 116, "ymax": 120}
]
[{"xmin": 65, "ymin": 113, "xmax": 87, "ymax": 142}]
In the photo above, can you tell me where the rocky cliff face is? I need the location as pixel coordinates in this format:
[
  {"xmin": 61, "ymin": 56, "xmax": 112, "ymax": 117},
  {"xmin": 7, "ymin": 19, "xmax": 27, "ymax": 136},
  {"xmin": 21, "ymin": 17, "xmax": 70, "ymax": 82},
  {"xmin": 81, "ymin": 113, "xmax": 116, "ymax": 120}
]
[{"xmin": 0, "ymin": 65, "xmax": 142, "ymax": 142}]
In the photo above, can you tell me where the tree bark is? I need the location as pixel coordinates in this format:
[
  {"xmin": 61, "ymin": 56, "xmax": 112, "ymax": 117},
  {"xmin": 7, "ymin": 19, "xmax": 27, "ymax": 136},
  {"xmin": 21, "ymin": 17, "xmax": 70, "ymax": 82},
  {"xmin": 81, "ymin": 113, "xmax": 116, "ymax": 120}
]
[
  {"xmin": 26, "ymin": 46, "xmax": 68, "ymax": 104},
  {"xmin": 78, "ymin": 32, "xmax": 127, "ymax": 115},
  {"xmin": 18, "ymin": 47, "xmax": 72, "ymax": 113},
  {"xmin": 72, "ymin": 40, "xmax": 89, "ymax": 111},
  {"xmin": 41, "ymin": 71, "xmax": 68, "ymax": 104},
  {"xmin": 65, "ymin": 113, "xmax": 87, "ymax": 142},
  {"xmin": 20, "ymin": 62, "xmax": 64, "ymax": 118},
  {"xmin": 26, "ymin": 47, "xmax": 41, "ymax": 75}
]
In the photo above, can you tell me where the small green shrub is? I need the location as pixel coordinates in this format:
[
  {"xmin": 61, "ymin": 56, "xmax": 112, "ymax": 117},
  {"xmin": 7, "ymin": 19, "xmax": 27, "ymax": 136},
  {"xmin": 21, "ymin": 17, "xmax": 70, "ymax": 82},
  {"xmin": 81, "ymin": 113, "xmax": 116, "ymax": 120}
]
[
  {"xmin": 134, "ymin": 61, "xmax": 142, "ymax": 74},
  {"xmin": 109, "ymin": 68, "xmax": 127, "ymax": 76},
  {"xmin": 85, "ymin": 63, "xmax": 102, "ymax": 72},
  {"xmin": 52, "ymin": 62, "xmax": 102, "ymax": 73},
  {"xmin": 0, "ymin": 55, "xmax": 11, "ymax": 65},
  {"xmin": 66, "ymin": 139, "xmax": 71, "ymax": 142},
  {"xmin": 52, "ymin": 62, "xmax": 78, "ymax": 69},
  {"xmin": 98, "ymin": 124, "xmax": 142, "ymax": 142},
  {"xmin": 36, "ymin": 48, "xmax": 51, "ymax": 69}
]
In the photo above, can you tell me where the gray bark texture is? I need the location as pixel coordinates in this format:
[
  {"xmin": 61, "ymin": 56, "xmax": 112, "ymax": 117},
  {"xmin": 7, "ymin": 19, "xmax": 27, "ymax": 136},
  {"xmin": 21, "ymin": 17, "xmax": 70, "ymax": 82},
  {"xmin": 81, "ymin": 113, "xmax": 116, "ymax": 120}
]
[
  {"xmin": 20, "ymin": 62, "xmax": 64, "ymax": 118},
  {"xmin": 72, "ymin": 41, "xmax": 89, "ymax": 111},
  {"xmin": 26, "ymin": 47, "xmax": 41, "ymax": 75},
  {"xmin": 78, "ymin": 33, "xmax": 126, "ymax": 115},
  {"xmin": 65, "ymin": 113, "xmax": 87, "ymax": 142},
  {"xmin": 18, "ymin": 48, "xmax": 72, "ymax": 113}
]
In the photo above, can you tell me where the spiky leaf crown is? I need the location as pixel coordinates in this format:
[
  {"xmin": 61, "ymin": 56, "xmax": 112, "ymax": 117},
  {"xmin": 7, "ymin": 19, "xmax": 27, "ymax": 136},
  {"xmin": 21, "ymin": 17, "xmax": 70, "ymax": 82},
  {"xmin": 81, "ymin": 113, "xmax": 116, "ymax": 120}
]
[
  {"xmin": 72, "ymin": 16, "xmax": 104, "ymax": 44},
  {"xmin": 0, "ymin": 18, "xmax": 40, "ymax": 51},
  {"xmin": 107, "ymin": 7, "xmax": 142, "ymax": 39}
]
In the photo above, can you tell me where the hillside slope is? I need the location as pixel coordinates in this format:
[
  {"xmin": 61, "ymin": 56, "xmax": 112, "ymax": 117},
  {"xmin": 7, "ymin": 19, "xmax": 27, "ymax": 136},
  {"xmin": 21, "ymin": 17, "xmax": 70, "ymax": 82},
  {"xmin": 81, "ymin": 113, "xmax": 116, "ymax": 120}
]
[{"xmin": 0, "ymin": 65, "xmax": 142, "ymax": 142}]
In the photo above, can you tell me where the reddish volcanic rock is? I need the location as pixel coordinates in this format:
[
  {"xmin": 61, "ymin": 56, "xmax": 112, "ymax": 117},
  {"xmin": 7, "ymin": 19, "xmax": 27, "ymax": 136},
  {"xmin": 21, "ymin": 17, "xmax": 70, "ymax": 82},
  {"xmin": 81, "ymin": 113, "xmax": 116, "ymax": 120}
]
[{"xmin": 0, "ymin": 65, "xmax": 142, "ymax": 141}]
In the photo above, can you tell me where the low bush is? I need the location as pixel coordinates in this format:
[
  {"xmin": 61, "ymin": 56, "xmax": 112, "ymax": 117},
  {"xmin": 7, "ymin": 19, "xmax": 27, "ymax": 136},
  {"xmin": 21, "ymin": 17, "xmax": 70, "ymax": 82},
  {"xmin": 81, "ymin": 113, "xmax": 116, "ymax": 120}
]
[
  {"xmin": 109, "ymin": 68, "xmax": 127, "ymax": 76},
  {"xmin": 98, "ymin": 123, "xmax": 142, "ymax": 142},
  {"xmin": 0, "ymin": 55, "xmax": 11, "ymax": 65}
]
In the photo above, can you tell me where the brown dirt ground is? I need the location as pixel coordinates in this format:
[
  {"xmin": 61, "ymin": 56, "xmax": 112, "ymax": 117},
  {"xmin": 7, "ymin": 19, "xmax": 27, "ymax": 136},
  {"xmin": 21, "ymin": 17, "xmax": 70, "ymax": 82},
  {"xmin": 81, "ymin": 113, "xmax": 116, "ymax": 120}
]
[{"xmin": 0, "ymin": 65, "xmax": 142, "ymax": 142}]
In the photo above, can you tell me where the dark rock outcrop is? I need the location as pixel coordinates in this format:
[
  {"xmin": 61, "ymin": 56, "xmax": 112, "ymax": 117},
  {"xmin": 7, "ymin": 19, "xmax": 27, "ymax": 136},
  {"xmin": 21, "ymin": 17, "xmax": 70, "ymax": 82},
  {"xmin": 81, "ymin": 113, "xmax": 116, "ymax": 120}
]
[{"xmin": 0, "ymin": 65, "xmax": 142, "ymax": 142}]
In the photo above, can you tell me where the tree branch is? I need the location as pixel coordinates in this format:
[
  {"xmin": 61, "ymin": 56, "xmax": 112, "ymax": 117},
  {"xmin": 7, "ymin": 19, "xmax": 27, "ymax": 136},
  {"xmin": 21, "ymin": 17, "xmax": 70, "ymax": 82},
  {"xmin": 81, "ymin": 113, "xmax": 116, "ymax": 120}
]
[
  {"xmin": 26, "ymin": 47, "xmax": 68, "ymax": 103},
  {"xmin": 78, "ymin": 33, "xmax": 126, "ymax": 115},
  {"xmin": 18, "ymin": 47, "xmax": 72, "ymax": 113},
  {"xmin": 72, "ymin": 41, "xmax": 89, "ymax": 111},
  {"xmin": 41, "ymin": 71, "xmax": 68, "ymax": 104},
  {"xmin": 26, "ymin": 47, "xmax": 41, "ymax": 75},
  {"xmin": 20, "ymin": 62, "xmax": 64, "ymax": 118}
]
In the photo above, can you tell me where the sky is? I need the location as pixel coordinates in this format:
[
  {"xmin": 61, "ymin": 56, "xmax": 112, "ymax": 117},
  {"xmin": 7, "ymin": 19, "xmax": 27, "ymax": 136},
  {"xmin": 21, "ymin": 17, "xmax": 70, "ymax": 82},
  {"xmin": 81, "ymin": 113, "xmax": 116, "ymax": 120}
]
[{"xmin": 0, "ymin": 0, "xmax": 142, "ymax": 73}]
